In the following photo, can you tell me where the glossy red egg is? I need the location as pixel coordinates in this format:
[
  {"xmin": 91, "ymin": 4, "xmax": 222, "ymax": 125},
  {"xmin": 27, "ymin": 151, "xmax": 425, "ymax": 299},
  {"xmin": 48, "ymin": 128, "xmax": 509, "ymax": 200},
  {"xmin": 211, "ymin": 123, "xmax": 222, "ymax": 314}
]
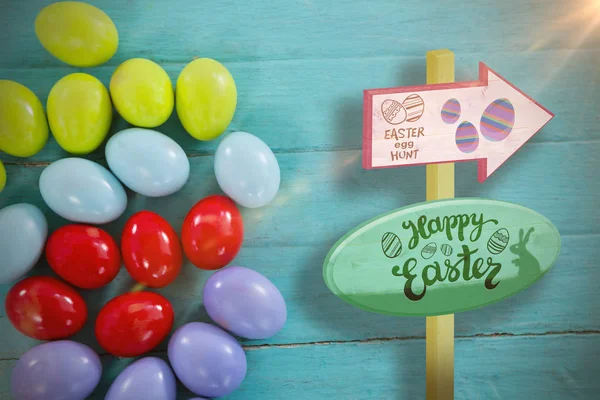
[
  {"xmin": 121, "ymin": 211, "xmax": 182, "ymax": 288},
  {"xmin": 46, "ymin": 224, "xmax": 121, "ymax": 289},
  {"xmin": 95, "ymin": 291, "xmax": 174, "ymax": 357},
  {"xmin": 5, "ymin": 276, "xmax": 87, "ymax": 340},
  {"xmin": 181, "ymin": 195, "xmax": 244, "ymax": 270}
]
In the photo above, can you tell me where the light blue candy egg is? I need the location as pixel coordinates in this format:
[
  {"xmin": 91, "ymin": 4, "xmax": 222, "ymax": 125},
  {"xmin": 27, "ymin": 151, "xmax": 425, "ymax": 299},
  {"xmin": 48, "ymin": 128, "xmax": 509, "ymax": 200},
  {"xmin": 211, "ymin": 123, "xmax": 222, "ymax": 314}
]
[
  {"xmin": 39, "ymin": 158, "xmax": 127, "ymax": 224},
  {"xmin": 0, "ymin": 203, "xmax": 47, "ymax": 284},
  {"xmin": 106, "ymin": 128, "xmax": 190, "ymax": 197},
  {"xmin": 214, "ymin": 131, "xmax": 280, "ymax": 208},
  {"xmin": 105, "ymin": 357, "xmax": 176, "ymax": 400}
]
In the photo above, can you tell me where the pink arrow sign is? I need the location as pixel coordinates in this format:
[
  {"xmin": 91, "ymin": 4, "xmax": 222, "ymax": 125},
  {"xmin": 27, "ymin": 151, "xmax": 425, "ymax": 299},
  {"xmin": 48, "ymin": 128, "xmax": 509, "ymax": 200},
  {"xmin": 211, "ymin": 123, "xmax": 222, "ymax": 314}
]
[{"xmin": 362, "ymin": 63, "xmax": 554, "ymax": 182}]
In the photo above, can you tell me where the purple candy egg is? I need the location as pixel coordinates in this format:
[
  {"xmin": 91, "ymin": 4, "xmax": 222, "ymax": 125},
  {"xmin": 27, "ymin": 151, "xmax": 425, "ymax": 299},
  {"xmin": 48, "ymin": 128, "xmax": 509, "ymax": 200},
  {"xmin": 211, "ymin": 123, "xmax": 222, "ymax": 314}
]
[
  {"xmin": 204, "ymin": 266, "xmax": 287, "ymax": 339},
  {"xmin": 168, "ymin": 322, "xmax": 247, "ymax": 398},
  {"xmin": 11, "ymin": 340, "xmax": 101, "ymax": 400},
  {"xmin": 105, "ymin": 357, "xmax": 176, "ymax": 400}
]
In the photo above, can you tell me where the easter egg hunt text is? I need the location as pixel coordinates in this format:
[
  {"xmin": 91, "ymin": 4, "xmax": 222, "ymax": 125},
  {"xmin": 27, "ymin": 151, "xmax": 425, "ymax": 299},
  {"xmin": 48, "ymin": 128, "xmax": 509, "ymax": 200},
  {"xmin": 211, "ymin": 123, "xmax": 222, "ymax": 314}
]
[{"xmin": 384, "ymin": 127, "xmax": 424, "ymax": 161}]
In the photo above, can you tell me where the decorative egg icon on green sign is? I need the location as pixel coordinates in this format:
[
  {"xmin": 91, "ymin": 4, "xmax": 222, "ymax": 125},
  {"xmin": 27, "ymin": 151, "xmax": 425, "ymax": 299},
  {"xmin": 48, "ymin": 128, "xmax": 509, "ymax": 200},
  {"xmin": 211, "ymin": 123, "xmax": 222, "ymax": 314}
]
[
  {"xmin": 421, "ymin": 242, "xmax": 437, "ymax": 259},
  {"xmin": 323, "ymin": 198, "xmax": 560, "ymax": 316},
  {"xmin": 487, "ymin": 228, "xmax": 509, "ymax": 255},
  {"xmin": 381, "ymin": 232, "xmax": 402, "ymax": 258},
  {"xmin": 440, "ymin": 244, "xmax": 453, "ymax": 257}
]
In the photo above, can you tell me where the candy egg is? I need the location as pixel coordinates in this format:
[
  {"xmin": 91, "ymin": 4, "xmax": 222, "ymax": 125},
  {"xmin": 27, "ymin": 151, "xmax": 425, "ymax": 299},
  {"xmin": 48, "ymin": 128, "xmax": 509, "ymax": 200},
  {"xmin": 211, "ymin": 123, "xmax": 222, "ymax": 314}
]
[
  {"xmin": 110, "ymin": 59, "xmax": 174, "ymax": 127},
  {"xmin": 0, "ymin": 160, "xmax": 5, "ymax": 192},
  {"xmin": 0, "ymin": 203, "xmax": 47, "ymax": 284},
  {"xmin": 204, "ymin": 266, "xmax": 287, "ymax": 339},
  {"xmin": 455, "ymin": 121, "xmax": 479, "ymax": 153},
  {"xmin": 0, "ymin": 80, "xmax": 48, "ymax": 157},
  {"xmin": 480, "ymin": 98, "xmax": 515, "ymax": 142},
  {"xmin": 95, "ymin": 291, "xmax": 174, "ymax": 357},
  {"xmin": 35, "ymin": 2, "xmax": 118, "ymax": 67},
  {"xmin": 214, "ymin": 131, "xmax": 280, "ymax": 208},
  {"xmin": 182, "ymin": 195, "xmax": 244, "ymax": 270},
  {"xmin": 11, "ymin": 341, "xmax": 101, "ymax": 400},
  {"xmin": 46, "ymin": 224, "xmax": 121, "ymax": 289},
  {"xmin": 39, "ymin": 158, "xmax": 127, "ymax": 224},
  {"xmin": 47, "ymin": 73, "xmax": 112, "ymax": 154},
  {"xmin": 168, "ymin": 322, "xmax": 247, "ymax": 398},
  {"xmin": 487, "ymin": 228, "xmax": 510, "ymax": 255},
  {"xmin": 5, "ymin": 276, "xmax": 87, "ymax": 340},
  {"xmin": 105, "ymin": 357, "xmax": 176, "ymax": 400},
  {"xmin": 106, "ymin": 128, "xmax": 189, "ymax": 197},
  {"xmin": 121, "ymin": 211, "xmax": 182, "ymax": 288},
  {"xmin": 176, "ymin": 58, "xmax": 237, "ymax": 141}
]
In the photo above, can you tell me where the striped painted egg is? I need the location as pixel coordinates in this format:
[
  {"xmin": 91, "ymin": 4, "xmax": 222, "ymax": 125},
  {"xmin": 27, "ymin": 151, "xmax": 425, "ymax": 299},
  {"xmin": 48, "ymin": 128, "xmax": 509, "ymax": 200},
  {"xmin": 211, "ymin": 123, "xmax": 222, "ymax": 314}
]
[
  {"xmin": 487, "ymin": 228, "xmax": 510, "ymax": 255},
  {"xmin": 421, "ymin": 242, "xmax": 437, "ymax": 259},
  {"xmin": 402, "ymin": 94, "xmax": 424, "ymax": 122},
  {"xmin": 440, "ymin": 244, "xmax": 453, "ymax": 257},
  {"xmin": 455, "ymin": 121, "xmax": 479, "ymax": 153},
  {"xmin": 441, "ymin": 98, "xmax": 461, "ymax": 124},
  {"xmin": 480, "ymin": 98, "xmax": 515, "ymax": 142},
  {"xmin": 381, "ymin": 232, "xmax": 402, "ymax": 258},
  {"xmin": 381, "ymin": 99, "xmax": 406, "ymax": 125}
]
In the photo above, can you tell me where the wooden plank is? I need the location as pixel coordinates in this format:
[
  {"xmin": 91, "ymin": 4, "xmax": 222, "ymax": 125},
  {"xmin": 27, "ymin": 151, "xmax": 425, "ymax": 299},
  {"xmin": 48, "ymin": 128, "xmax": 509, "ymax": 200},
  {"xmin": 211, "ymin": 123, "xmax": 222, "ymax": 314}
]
[
  {"xmin": 425, "ymin": 49, "xmax": 455, "ymax": 400},
  {"xmin": 0, "ymin": 334, "xmax": 598, "ymax": 399},
  {"xmin": 0, "ymin": 0, "xmax": 598, "ymax": 69},
  {"xmin": 0, "ymin": 149, "xmax": 598, "ymax": 358},
  {"xmin": 0, "ymin": 49, "xmax": 598, "ymax": 162}
]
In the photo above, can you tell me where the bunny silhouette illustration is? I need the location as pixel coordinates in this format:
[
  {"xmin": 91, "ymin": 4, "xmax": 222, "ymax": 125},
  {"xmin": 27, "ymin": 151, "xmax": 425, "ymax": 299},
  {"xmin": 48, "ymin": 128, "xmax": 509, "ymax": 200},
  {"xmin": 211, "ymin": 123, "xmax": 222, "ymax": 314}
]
[{"xmin": 510, "ymin": 227, "xmax": 541, "ymax": 279}]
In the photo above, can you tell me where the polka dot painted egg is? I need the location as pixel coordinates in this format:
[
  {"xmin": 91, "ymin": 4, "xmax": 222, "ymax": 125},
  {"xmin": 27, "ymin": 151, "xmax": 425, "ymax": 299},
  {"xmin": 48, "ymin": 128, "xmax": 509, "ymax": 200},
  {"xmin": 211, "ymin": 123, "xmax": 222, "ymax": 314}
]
[
  {"xmin": 441, "ymin": 98, "xmax": 461, "ymax": 124},
  {"xmin": 381, "ymin": 99, "xmax": 406, "ymax": 125},
  {"xmin": 480, "ymin": 98, "xmax": 515, "ymax": 141},
  {"xmin": 455, "ymin": 121, "xmax": 479, "ymax": 153},
  {"xmin": 402, "ymin": 94, "xmax": 424, "ymax": 122}
]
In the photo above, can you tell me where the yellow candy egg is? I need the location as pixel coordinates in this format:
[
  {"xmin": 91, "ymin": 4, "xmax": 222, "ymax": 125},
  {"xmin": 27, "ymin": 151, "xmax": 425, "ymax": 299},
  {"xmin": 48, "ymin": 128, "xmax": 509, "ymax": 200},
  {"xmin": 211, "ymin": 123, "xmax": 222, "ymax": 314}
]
[
  {"xmin": 176, "ymin": 58, "xmax": 237, "ymax": 141},
  {"xmin": 0, "ymin": 80, "xmax": 48, "ymax": 157},
  {"xmin": 0, "ymin": 160, "xmax": 6, "ymax": 192},
  {"xmin": 47, "ymin": 73, "xmax": 112, "ymax": 154},
  {"xmin": 35, "ymin": 2, "xmax": 118, "ymax": 67},
  {"xmin": 110, "ymin": 58, "xmax": 174, "ymax": 127}
]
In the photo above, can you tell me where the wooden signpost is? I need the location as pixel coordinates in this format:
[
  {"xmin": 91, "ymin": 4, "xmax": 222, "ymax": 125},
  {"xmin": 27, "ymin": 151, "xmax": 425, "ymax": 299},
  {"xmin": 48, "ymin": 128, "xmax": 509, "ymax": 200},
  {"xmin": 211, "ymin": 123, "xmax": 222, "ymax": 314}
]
[{"xmin": 323, "ymin": 50, "xmax": 558, "ymax": 399}]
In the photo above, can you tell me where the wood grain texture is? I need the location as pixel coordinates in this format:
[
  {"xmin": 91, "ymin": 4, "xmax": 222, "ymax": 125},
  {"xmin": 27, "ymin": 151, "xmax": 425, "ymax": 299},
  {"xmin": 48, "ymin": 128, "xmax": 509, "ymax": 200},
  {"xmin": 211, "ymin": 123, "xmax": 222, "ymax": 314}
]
[
  {"xmin": 0, "ymin": 334, "xmax": 598, "ymax": 399},
  {"xmin": 1, "ymin": 49, "xmax": 599, "ymax": 163},
  {"xmin": 0, "ymin": 149, "xmax": 598, "ymax": 358},
  {"xmin": 0, "ymin": 0, "xmax": 598, "ymax": 397}
]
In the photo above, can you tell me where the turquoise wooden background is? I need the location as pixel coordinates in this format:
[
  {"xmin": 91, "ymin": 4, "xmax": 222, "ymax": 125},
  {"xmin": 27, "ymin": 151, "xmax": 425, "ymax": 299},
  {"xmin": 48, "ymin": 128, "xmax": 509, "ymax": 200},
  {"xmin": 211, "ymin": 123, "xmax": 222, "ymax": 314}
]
[{"xmin": 1, "ymin": 0, "xmax": 599, "ymax": 398}]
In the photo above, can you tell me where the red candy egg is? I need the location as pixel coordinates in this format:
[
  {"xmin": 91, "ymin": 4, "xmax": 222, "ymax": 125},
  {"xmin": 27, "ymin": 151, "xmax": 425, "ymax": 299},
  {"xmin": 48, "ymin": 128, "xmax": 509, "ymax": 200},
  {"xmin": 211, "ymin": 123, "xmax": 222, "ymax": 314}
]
[
  {"xmin": 95, "ymin": 291, "xmax": 174, "ymax": 357},
  {"xmin": 46, "ymin": 224, "xmax": 121, "ymax": 289},
  {"xmin": 5, "ymin": 276, "xmax": 87, "ymax": 340},
  {"xmin": 181, "ymin": 195, "xmax": 244, "ymax": 270},
  {"xmin": 121, "ymin": 211, "xmax": 182, "ymax": 288}
]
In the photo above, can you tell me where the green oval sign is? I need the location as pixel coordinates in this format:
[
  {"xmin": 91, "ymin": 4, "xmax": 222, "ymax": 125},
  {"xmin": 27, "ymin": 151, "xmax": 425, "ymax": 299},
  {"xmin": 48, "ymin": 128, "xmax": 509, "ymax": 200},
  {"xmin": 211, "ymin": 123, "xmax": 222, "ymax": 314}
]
[{"xmin": 323, "ymin": 198, "xmax": 561, "ymax": 316}]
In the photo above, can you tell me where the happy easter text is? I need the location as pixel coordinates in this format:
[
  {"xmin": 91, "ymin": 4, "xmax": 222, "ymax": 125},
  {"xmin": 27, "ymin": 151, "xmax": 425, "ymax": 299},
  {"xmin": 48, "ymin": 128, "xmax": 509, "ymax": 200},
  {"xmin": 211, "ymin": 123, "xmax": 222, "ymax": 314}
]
[{"xmin": 390, "ymin": 213, "xmax": 503, "ymax": 301}]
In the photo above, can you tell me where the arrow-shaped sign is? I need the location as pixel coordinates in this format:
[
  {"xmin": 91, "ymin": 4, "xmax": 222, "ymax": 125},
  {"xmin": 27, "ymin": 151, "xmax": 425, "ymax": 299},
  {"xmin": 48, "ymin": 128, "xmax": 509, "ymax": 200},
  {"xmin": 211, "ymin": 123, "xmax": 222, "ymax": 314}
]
[{"xmin": 362, "ymin": 63, "xmax": 554, "ymax": 182}]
